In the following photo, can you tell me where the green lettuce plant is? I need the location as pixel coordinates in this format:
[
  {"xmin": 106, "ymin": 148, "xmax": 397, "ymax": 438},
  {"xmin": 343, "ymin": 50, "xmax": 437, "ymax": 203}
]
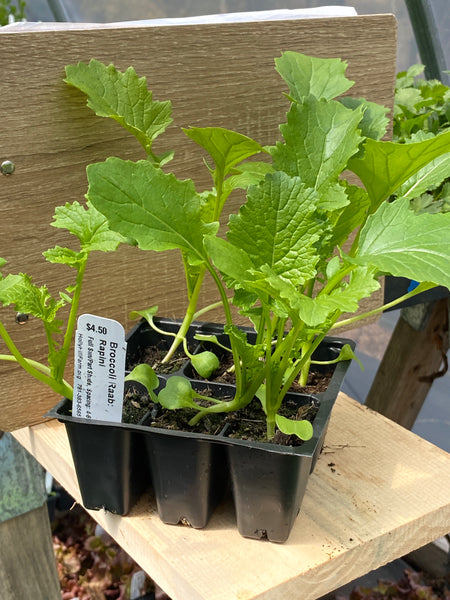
[
  {"xmin": 69, "ymin": 53, "xmax": 450, "ymax": 441},
  {"xmin": 0, "ymin": 202, "xmax": 123, "ymax": 400},
  {"xmin": 393, "ymin": 63, "xmax": 450, "ymax": 214}
]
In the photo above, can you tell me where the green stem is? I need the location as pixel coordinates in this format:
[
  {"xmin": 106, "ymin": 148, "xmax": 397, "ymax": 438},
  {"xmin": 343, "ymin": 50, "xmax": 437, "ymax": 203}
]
[
  {"xmin": 54, "ymin": 257, "xmax": 88, "ymax": 383},
  {"xmin": 192, "ymin": 297, "xmax": 232, "ymax": 321},
  {"xmin": 162, "ymin": 265, "xmax": 207, "ymax": 363},
  {"xmin": 263, "ymin": 320, "xmax": 305, "ymax": 433},
  {"xmin": 331, "ymin": 282, "xmax": 437, "ymax": 330},
  {"xmin": 266, "ymin": 417, "xmax": 276, "ymax": 440},
  {"xmin": 319, "ymin": 264, "xmax": 355, "ymax": 297},
  {"xmin": 298, "ymin": 341, "xmax": 312, "ymax": 387},
  {"xmin": 0, "ymin": 353, "xmax": 72, "ymax": 395},
  {"xmin": 0, "ymin": 323, "xmax": 73, "ymax": 399},
  {"xmin": 279, "ymin": 330, "xmax": 329, "ymax": 401},
  {"xmin": 205, "ymin": 264, "xmax": 243, "ymax": 389}
]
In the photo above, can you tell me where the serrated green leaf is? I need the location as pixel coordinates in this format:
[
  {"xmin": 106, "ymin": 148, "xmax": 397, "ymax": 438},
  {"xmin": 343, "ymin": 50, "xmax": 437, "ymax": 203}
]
[
  {"xmin": 275, "ymin": 413, "xmax": 313, "ymax": 441},
  {"xmin": 410, "ymin": 193, "xmax": 443, "ymax": 215},
  {"xmin": 183, "ymin": 126, "xmax": 263, "ymax": 178},
  {"xmin": 394, "ymin": 87, "xmax": 424, "ymax": 113},
  {"xmin": 198, "ymin": 190, "xmax": 217, "ymax": 224},
  {"xmin": 270, "ymin": 97, "xmax": 364, "ymax": 193},
  {"xmin": 290, "ymin": 266, "xmax": 380, "ymax": 326},
  {"xmin": 0, "ymin": 273, "xmax": 65, "ymax": 323},
  {"xmin": 350, "ymin": 129, "xmax": 450, "ymax": 210},
  {"xmin": 227, "ymin": 172, "xmax": 321, "ymax": 285},
  {"xmin": 223, "ymin": 324, "xmax": 265, "ymax": 385},
  {"xmin": 49, "ymin": 201, "xmax": 125, "ymax": 254},
  {"xmin": 396, "ymin": 64, "xmax": 425, "ymax": 90},
  {"xmin": 43, "ymin": 246, "xmax": 84, "ymax": 266},
  {"xmin": 441, "ymin": 182, "xmax": 450, "ymax": 212},
  {"xmin": 65, "ymin": 59, "xmax": 172, "ymax": 162},
  {"xmin": 339, "ymin": 96, "xmax": 389, "ymax": 141},
  {"xmin": 59, "ymin": 292, "xmax": 73, "ymax": 304},
  {"xmin": 275, "ymin": 52, "xmax": 354, "ymax": 102},
  {"xmin": 87, "ymin": 158, "xmax": 218, "ymax": 262},
  {"xmin": 250, "ymin": 265, "xmax": 379, "ymax": 327},
  {"xmin": 355, "ymin": 197, "xmax": 450, "ymax": 288},
  {"xmin": 316, "ymin": 181, "xmax": 350, "ymax": 212}
]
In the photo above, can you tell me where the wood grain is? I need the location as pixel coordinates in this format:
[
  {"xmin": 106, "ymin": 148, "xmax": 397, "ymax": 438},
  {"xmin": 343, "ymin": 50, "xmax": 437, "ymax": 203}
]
[
  {"xmin": 366, "ymin": 298, "xmax": 449, "ymax": 428},
  {"xmin": 13, "ymin": 393, "xmax": 450, "ymax": 600},
  {"xmin": 0, "ymin": 504, "xmax": 61, "ymax": 599},
  {"xmin": 0, "ymin": 15, "xmax": 397, "ymax": 430}
]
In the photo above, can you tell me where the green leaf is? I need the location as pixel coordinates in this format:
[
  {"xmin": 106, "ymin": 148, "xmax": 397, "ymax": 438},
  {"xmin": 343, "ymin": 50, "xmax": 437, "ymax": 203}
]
[
  {"xmin": 270, "ymin": 97, "xmax": 364, "ymax": 194},
  {"xmin": 339, "ymin": 96, "xmax": 389, "ymax": 141},
  {"xmin": 275, "ymin": 52, "xmax": 354, "ymax": 102},
  {"xmin": 125, "ymin": 364, "xmax": 159, "ymax": 400},
  {"xmin": 396, "ymin": 152, "xmax": 450, "ymax": 199},
  {"xmin": 316, "ymin": 181, "xmax": 350, "ymax": 212},
  {"xmin": 65, "ymin": 59, "xmax": 172, "ymax": 162},
  {"xmin": 326, "ymin": 256, "xmax": 341, "ymax": 280},
  {"xmin": 348, "ymin": 130, "xmax": 450, "ymax": 210},
  {"xmin": 223, "ymin": 324, "xmax": 265, "ymax": 385},
  {"xmin": 87, "ymin": 158, "xmax": 218, "ymax": 263},
  {"xmin": 227, "ymin": 172, "xmax": 322, "ymax": 285},
  {"xmin": 291, "ymin": 266, "xmax": 380, "ymax": 326},
  {"xmin": 49, "ymin": 201, "xmax": 125, "ymax": 254},
  {"xmin": 223, "ymin": 161, "xmax": 274, "ymax": 195},
  {"xmin": 43, "ymin": 246, "xmax": 84, "ymax": 266},
  {"xmin": 204, "ymin": 235, "xmax": 255, "ymax": 290},
  {"xmin": 191, "ymin": 351, "xmax": 220, "ymax": 378},
  {"xmin": 312, "ymin": 343, "xmax": 363, "ymax": 370},
  {"xmin": 327, "ymin": 184, "xmax": 371, "ymax": 248},
  {"xmin": 321, "ymin": 266, "xmax": 381, "ymax": 312},
  {"xmin": 129, "ymin": 305, "xmax": 160, "ymax": 323},
  {"xmin": 275, "ymin": 414, "xmax": 313, "ymax": 441},
  {"xmin": 254, "ymin": 265, "xmax": 379, "ymax": 327},
  {"xmin": 355, "ymin": 197, "xmax": 450, "ymax": 288},
  {"xmin": 242, "ymin": 265, "xmax": 304, "ymax": 320},
  {"xmin": 158, "ymin": 376, "xmax": 198, "ymax": 410},
  {"xmin": 183, "ymin": 127, "xmax": 263, "ymax": 178},
  {"xmin": 396, "ymin": 64, "xmax": 425, "ymax": 89},
  {"xmin": 0, "ymin": 273, "xmax": 65, "ymax": 324}
]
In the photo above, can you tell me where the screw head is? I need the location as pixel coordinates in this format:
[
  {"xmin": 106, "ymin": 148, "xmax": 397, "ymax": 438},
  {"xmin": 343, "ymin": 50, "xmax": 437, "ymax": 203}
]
[
  {"xmin": 15, "ymin": 312, "xmax": 29, "ymax": 325},
  {"xmin": 1, "ymin": 160, "xmax": 15, "ymax": 175}
]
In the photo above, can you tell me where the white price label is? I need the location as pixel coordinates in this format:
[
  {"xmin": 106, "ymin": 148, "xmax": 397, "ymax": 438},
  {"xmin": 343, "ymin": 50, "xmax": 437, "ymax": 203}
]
[{"xmin": 73, "ymin": 314, "xmax": 127, "ymax": 422}]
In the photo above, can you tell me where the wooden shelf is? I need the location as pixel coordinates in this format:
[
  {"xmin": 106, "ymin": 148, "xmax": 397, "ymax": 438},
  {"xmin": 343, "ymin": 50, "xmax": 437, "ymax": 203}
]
[{"xmin": 13, "ymin": 393, "xmax": 450, "ymax": 600}]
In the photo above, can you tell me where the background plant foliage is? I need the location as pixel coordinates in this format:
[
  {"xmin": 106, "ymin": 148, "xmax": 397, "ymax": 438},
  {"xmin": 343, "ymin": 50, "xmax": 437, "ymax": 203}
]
[
  {"xmin": 0, "ymin": 0, "xmax": 26, "ymax": 25},
  {"xmin": 393, "ymin": 64, "xmax": 450, "ymax": 214}
]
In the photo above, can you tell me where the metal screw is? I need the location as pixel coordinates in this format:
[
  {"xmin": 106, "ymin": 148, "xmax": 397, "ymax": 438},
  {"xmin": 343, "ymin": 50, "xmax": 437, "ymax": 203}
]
[
  {"xmin": 15, "ymin": 312, "xmax": 29, "ymax": 325},
  {"xmin": 1, "ymin": 160, "xmax": 15, "ymax": 175}
]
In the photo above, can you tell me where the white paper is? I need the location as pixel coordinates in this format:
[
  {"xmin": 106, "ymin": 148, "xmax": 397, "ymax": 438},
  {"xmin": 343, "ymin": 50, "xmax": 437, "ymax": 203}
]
[
  {"xmin": 1, "ymin": 8, "xmax": 357, "ymax": 32},
  {"xmin": 73, "ymin": 314, "xmax": 126, "ymax": 422}
]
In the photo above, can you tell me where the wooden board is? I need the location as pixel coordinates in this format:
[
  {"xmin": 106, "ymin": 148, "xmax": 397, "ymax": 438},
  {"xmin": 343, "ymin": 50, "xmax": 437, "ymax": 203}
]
[
  {"xmin": 13, "ymin": 393, "xmax": 450, "ymax": 600},
  {"xmin": 0, "ymin": 504, "xmax": 61, "ymax": 600},
  {"xmin": 0, "ymin": 15, "xmax": 397, "ymax": 430}
]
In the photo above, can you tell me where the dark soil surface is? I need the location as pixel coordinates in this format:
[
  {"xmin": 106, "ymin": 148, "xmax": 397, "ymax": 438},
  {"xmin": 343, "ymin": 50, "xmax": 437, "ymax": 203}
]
[{"xmin": 125, "ymin": 341, "xmax": 333, "ymax": 445}]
